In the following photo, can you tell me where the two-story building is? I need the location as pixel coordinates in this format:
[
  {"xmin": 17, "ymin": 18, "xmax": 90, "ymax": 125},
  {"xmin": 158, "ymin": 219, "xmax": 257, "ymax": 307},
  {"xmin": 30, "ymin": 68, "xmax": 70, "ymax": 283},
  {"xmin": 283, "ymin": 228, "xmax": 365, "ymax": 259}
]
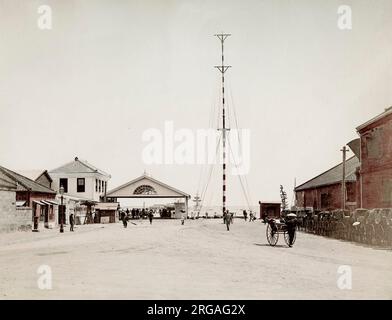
[
  {"xmin": 48, "ymin": 157, "xmax": 111, "ymax": 224},
  {"xmin": 356, "ymin": 107, "xmax": 392, "ymax": 209},
  {"xmin": 295, "ymin": 107, "xmax": 392, "ymax": 212}
]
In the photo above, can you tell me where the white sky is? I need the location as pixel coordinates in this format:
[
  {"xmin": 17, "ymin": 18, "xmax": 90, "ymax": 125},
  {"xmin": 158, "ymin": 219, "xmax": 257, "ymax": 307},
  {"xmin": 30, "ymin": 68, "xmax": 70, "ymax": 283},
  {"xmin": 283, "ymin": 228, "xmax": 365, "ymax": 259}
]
[{"xmin": 1, "ymin": 0, "xmax": 391, "ymax": 207}]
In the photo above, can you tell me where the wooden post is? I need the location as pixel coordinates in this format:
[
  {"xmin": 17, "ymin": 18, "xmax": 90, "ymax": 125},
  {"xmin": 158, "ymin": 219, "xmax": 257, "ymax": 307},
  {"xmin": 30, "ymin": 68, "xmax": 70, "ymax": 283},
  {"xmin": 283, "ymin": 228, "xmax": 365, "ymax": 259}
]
[
  {"xmin": 185, "ymin": 197, "xmax": 189, "ymax": 218},
  {"xmin": 341, "ymin": 146, "xmax": 349, "ymax": 211}
]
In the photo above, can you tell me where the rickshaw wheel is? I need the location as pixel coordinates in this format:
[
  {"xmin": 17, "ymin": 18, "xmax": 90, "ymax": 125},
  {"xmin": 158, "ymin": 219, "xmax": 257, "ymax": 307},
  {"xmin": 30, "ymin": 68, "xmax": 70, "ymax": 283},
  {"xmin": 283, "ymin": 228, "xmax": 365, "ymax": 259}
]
[
  {"xmin": 284, "ymin": 230, "xmax": 296, "ymax": 247},
  {"xmin": 266, "ymin": 223, "xmax": 279, "ymax": 246}
]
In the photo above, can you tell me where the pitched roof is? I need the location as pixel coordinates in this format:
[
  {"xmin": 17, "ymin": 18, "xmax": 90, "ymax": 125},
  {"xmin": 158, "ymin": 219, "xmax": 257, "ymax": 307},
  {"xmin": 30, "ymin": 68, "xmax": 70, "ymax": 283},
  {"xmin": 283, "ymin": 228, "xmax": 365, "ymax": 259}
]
[
  {"xmin": 0, "ymin": 170, "xmax": 17, "ymax": 190},
  {"xmin": 295, "ymin": 156, "xmax": 360, "ymax": 191},
  {"xmin": 107, "ymin": 173, "xmax": 190, "ymax": 198},
  {"xmin": 49, "ymin": 157, "xmax": 110, "ymax": 177},
  {"xmin": 0, "ymin": 166, "xmax": 56, "ymax": 194},
  {"xmin": 16, "ymin": 170, "xmax": 52, "ymax": 182}
]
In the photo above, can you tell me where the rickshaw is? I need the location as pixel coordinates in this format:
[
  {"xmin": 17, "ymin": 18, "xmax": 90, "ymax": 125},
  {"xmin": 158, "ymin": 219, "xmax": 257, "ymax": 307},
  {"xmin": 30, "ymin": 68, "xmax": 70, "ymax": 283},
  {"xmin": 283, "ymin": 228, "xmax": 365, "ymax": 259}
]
[{"xmin": 266, "ymin": 213, "xmax": 297, "ymax": 247}]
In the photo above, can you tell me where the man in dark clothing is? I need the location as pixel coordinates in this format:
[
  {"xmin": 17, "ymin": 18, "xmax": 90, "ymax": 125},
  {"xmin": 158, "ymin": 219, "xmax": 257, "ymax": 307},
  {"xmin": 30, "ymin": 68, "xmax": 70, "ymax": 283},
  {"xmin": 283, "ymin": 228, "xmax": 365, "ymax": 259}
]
[
  {"xmin": 122, "ymin": 214, "xmax": 128, "ymax": 228},
  {"xmin": 243, "ymin": 210, "xmax": 248, "ymax": 221},
  {"xmin": 148, "ymin": 210, "xmax": 154, "ymax": 224},
  {"xmin": 69, "ymin": 213, "xmax": 75, "ymax": 232},
  {"xmin": 285, "ymin": 214, "xmax": 297, "ymax": 247},
  {"xmin": 181, "ymin": 210, "xmax": 186, "ymax": 225}
]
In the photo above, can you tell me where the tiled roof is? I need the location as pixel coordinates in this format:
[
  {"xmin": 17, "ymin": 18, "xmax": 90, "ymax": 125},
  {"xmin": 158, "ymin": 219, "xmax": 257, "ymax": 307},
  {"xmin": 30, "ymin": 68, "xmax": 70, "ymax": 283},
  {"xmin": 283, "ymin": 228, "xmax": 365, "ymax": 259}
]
[
  {"xmin": 0, "ymin": 166, "xmax": 56, "ymax": 194},
  {"xmin": 295, "ymin": 156, "xmax": 360, "ymax": 191},
  {"xmin": 49, "ymin": 157, "xmax": 110, "ymax": 177}
]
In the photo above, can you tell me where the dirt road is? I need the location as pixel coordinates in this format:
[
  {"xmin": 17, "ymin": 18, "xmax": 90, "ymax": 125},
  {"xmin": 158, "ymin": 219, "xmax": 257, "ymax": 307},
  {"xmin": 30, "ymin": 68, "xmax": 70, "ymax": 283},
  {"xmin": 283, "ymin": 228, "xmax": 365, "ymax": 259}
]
[{"xmin": 0, "ymin": 219, "xmax": 391, "ymax": 299}]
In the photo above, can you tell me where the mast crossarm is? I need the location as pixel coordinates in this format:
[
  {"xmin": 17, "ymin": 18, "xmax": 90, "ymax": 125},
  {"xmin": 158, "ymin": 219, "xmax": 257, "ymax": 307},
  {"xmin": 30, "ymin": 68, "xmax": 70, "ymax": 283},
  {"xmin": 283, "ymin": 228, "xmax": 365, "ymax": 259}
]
[{"xmin": 214, "ymin": 66, "xmax": 232, "ymax": 73}]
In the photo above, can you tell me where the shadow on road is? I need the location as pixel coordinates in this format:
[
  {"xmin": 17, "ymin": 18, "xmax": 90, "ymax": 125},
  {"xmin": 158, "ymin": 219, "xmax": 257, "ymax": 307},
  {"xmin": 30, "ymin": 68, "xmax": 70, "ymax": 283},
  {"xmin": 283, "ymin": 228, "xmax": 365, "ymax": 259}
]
[{"xmin": 253, "ymin": 243, "xmax": 288, "ymax": 248}]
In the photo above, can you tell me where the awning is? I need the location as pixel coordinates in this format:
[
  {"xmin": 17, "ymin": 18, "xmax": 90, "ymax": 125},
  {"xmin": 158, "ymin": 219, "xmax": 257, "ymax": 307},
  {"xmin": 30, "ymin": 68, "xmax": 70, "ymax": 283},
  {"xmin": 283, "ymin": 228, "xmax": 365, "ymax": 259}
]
[
  {"xmin": 80, "ymin": 200, "xmax": 98, "ymax": 206},
  {"xmin": 47, "ymin": 200, "xmax": 59, "ymax": 205},
  {"xmin": 42, "ymin": 200, "xmax": 58, "ymax": 206},
  {"xmin": 95, "ymin": 202, "xmax": 119, "ymax": 210},
  {"xmin": 16, "ymin": 201, "xmax": 26, "ymax": 207},
  {"xmin": 32, "ymin": 200, "xmax": 48, "ymax": 206}
]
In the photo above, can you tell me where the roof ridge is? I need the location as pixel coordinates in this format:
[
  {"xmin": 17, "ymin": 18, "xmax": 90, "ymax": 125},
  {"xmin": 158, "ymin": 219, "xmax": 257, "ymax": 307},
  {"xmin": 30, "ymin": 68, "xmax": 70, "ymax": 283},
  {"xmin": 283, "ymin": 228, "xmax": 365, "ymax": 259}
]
[
  {"xmin": 16, "ymin": 169, "xmax": 47, "ymax": 181},
  {"xmin": 0, "ymin": 166, "xmax": 31, "ymax": 190},
  {"xmin": 0, "ymin": 166, "xmax": 55, "ymax": 193},
  {"xmin": 76, "ymin": 158, "xmax": 97, "ymax": 172},
  {"xmin": 48, "ymin": 160, "xmax": 76, "ymax": 173},
  {"xmin": 77, "ymin": 158, "xmax": 108, "ymax": 175},
  {"xmin": 145, "ymin": 175, "xmax": 189, "ymax": 197},
  {"xmin": 107, "ymin": 174, "xmax": 189, "ymax": 197},
  {"xmin": 357, "ymin": 107, "xmax": 392, "ymax": 131},
  {"xmin": 0, "ymin": 176, "xmax": 17, "ymax": 188},
  {"xmin": 49, "ymin": 158, "xmax": 109, "ymax": 176},
  {"xmin": 36, "ymin": 170, "xmax": 53, "ymax": 183},
  {"xmin": 295, "ymin": 155, "xmax": 358, "ymax": 191}
]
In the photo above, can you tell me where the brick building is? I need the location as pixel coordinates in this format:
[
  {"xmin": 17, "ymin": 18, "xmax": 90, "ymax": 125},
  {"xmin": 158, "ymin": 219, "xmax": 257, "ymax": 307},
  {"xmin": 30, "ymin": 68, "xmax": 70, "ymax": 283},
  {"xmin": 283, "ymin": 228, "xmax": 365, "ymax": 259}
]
[
  {"xmin": 0, "ymin": 166, "xmax": 57, "ymax": 230},
  {"xmin": 0, "ymin": 170, "xmax": 22, "ymax": 232},
  {"xmin": 295, "ymin": 156, "xmax": 359, "ymax": 212},
  {"xmin": 295, "ymin": 107, "xmax": 392, "ymax": 212},
  {"xmin": 356, "ymin": 107, "xmax": 392, "ymax": 209}
]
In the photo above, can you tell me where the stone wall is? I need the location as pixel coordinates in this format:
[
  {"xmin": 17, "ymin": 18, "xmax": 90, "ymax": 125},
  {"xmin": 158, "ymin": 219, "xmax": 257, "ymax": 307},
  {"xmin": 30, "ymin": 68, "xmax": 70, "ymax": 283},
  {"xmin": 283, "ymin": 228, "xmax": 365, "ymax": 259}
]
[{"xmin": 0, "ymin": 190, "xmax": 32, "ymax": 233}]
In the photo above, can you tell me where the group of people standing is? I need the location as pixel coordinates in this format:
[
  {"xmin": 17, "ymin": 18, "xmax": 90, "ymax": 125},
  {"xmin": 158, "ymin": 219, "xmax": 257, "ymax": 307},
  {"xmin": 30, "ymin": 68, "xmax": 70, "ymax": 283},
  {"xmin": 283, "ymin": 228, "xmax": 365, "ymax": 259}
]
[
  {"xmin": 243, "ymin": 210, "xmax": 256, "ymax": 222},
  {"xmin": 120, "ymin": 208, "xmax": 154, "ymax": 228}
]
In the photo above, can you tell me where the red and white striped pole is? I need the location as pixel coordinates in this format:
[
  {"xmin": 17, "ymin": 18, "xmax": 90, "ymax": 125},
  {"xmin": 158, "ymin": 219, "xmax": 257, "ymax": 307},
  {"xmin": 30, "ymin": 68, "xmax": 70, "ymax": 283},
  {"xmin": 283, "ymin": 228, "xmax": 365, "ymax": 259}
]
[{"xmin": 214, "ymin": 33, "xmax": 231, "ymax": 216}]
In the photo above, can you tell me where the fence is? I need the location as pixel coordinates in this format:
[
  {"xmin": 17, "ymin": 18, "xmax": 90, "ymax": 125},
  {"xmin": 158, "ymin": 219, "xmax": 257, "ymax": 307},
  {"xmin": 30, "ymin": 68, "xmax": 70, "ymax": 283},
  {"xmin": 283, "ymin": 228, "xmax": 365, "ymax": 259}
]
[{"xmin": 296, "ymin": 208, "xmax": 392, "ymax": 247}]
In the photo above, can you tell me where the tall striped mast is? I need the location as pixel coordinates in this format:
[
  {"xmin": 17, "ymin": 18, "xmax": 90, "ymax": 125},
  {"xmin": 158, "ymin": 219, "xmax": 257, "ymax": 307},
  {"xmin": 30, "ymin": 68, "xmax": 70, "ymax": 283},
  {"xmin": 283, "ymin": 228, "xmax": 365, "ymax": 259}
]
[{"xmin": 214, "ymin": 33, "xmax": 231, "ymax": 215}]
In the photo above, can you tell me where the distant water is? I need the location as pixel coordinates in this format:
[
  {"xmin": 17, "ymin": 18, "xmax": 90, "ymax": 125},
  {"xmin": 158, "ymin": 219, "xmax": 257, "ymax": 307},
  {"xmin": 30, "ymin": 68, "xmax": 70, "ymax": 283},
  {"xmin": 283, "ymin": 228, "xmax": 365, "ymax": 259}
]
[
  {"xmin": 121, "ymin": 204, "xmax": 259, "ymax": 215},
  {"xmin": 194, "ymin": 205, "xmax": 259, "ymax": 215}
]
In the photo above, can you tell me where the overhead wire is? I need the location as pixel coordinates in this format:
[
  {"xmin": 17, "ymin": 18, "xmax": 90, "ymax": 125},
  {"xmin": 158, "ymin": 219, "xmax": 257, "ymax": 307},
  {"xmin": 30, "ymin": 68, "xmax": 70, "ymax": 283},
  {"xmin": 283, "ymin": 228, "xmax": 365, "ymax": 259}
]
[{"xmin": 227, "ymin": 80, "xmax": 254, "ymax": 209}]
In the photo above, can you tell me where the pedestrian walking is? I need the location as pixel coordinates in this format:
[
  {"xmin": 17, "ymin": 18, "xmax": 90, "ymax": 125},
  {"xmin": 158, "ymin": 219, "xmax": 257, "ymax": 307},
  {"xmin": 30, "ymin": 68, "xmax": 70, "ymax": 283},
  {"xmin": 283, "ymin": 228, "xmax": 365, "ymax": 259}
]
[
  {"xmin": 148, "ymin": 210, "xmax": 154, "ymax": 225},
  {"xmin": 243, "ymin": 210, "xmax": 248, "ymax": 221},
  {"xmin": 285, "ymin": 213, "xmax": 297, "ymax": 247},
  {"xmin": 122, "ymin": 214, "xmax": 128, "ymax": 228},
  {"xmin": 69, "ymin": 213, "xmax": 75, "ymax": 232},
  {"xmin": 181, "ymin": 210, "xmax": 186, "ymax": 225}
]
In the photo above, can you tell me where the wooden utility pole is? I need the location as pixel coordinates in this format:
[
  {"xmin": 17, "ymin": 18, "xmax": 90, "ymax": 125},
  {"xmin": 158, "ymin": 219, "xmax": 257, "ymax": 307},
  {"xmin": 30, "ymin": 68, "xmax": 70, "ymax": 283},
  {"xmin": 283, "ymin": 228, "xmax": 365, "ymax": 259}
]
[{"xmin": 341, "ymin": 146, "xmax": 350, "ymax": 211}]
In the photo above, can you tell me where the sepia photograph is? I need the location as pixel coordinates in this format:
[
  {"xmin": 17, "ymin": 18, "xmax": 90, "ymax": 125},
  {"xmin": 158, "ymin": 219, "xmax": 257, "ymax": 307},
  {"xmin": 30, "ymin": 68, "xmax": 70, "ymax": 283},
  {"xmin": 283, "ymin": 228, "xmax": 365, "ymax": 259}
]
[{"xmin": 0, "ymin": 0, "xmax": 391, "ymax": 307}]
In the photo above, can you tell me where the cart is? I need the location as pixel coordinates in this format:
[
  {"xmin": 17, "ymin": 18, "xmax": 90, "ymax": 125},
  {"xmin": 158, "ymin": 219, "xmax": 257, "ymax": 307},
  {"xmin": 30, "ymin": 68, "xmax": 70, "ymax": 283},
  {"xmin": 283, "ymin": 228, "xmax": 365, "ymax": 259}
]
[{"xmin": 266, "ymin": 216, "xmax": 297, "ymax": 247}]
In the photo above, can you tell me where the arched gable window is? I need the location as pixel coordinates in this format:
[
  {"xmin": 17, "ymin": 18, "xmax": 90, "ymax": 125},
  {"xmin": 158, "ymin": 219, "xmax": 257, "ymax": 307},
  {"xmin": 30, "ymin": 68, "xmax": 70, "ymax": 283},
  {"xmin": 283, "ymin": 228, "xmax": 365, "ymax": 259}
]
[{"xmin": 133, "ymin": 185, "xmax": 157, "ymax": 195}]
